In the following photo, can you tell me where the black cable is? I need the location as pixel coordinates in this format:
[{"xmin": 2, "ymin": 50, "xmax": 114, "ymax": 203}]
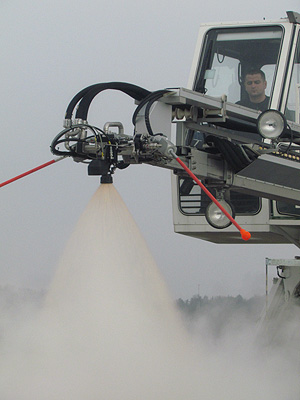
[
  {"xmin": 132, "ymin": 89, "xmax": 170, "ymax": 128},
  {"xmin": 206, "ymin": 136, "xmax": 255, "ymax": 173},
  {"xmin": 65, "ymin": 83, "xmax": 103, "ymax": 120},
  {"xmin": 214, "ymin": 137, "xmax": 243, "ymax": 172},
  {"xmin": 65, "ymin": 82, "xmax": 171, "ymax": 138},
  {"xmin": 50, "ymin": 128, "xmax": 75, "ymax": 156},
  {"xmin": 50, "ymin": 124, "xmax": 102, "ymax": 157},
  {"xmin": 284, "ymin": 124, "xmax": 293, "ymax": 154},
  {"xmin": 242, "ymin": 146, "xmax": 258, "ymax": 162},
  {"xmin": 75, "ymin": 82, "xmax": 150, "ymax": 121},
  {"xmin": 144, "ymin": 90, "xmax": 170, "ymax": 136},
  {"xmin": 51, "ymin": 141, "xmax": 75, "ymax": 157},
  {"xmin": 222, "ymin": 139, "xmax": 249, "ymax": 171}
]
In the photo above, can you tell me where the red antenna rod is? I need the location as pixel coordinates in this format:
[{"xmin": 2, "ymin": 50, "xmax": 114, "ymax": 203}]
[{"xmin": 0, "ymin": 157, "xmax": 66, "ymax": 188}]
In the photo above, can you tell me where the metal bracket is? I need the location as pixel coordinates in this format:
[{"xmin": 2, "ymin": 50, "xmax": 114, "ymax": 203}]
[{"xmin": 202, "ymin": 94, "xmax": 227, "ymax": 122}]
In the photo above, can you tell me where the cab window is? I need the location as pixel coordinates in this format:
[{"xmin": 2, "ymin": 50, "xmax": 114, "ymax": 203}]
[
  {"xmin": 178, "ymin": 177, "xmax": 260, "ymax": 216},
  {"xmin": 194, "ymin": 26, "xmax": 283, "ymax": 105}
]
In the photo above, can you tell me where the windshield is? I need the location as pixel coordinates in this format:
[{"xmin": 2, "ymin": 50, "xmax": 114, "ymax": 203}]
[{"xmin": 194, "ymin": 26, "xmax": 283, "ymax": 108}]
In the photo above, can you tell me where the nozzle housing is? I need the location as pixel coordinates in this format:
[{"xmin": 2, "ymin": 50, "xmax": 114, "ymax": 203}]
[
  {"xmin": 88, "ymin": 159, "xmax": 110, "ymax": 176},
  {"xmin": 101, "ymin": 174, "xmax": 113, "ymax": 184}
]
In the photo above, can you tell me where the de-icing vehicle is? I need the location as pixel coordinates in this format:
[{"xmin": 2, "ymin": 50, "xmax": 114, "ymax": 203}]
[
  {"xmin": 2, "ymin": 11, "xmax": 300, "ymax": 326},
  {"xmin": 51, "ymin": 11, "xmax": 300, "ymax": 326}
]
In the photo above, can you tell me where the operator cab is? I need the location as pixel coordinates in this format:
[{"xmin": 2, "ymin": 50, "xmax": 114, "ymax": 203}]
[
  {"xmin": 172, "ymin": 11, "xmax": 300, "ymax": 245},
  {"xmin": 189, "ymin": 11, "xmax": 300, "ymax": 122}
]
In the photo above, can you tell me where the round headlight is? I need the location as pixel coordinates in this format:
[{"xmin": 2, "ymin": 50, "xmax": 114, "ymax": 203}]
[
  {"xmin": 205, "ymin": 200, "xmax": 235, "ymax": 229},
  {"xmin": 257, "ymin": 109, "xmax": 287, "ymax": 140}
]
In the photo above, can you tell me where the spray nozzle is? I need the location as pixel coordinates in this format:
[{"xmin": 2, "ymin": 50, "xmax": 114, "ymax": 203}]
[{"xmin": 100, "ymin": 174, "xmax": 113, "ymax": 184}]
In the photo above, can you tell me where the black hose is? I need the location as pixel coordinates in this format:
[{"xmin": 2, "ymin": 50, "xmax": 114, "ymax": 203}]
[
  {"xmin": 65, "ymin": 82, "xmax": 171, "ymax": 138},
  {"xmin": 144, "ymin": 90, "xmax": 170, "ymax": 136},
  {"xmin": 214, "ymin": 138, "xmax": 243, "ymax": 172},
  {"xmin": 50, "ymin": 128, "xmax": 77, "ymax": 156},
  {"xmin": 50, "ymin": 126, "xmax": 98, "ymax": 157},
  {"xmin": 132, "ymin": 89, "xmax": 170, "ymax": 129},
  {"xmin": 74, "ymin": 82, "xmax": 150, "ymax": 121},
  {"xmin": 206, "ymin": 136, "xmax": 257, "ymax": 173},
  {"xmin": 65, "ymin": 83, "xmax": 104, "ymax": 120},
  {"xmin": 221, "ymin": 139, "xmax": 249, "ymax": 172}
]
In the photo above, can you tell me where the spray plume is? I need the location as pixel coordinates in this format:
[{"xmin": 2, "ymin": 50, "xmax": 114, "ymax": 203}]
[
  {"xmin": 0, "ymin": 184, "xmax": 299, "ymax": 399},
  {"xmin": 0, "ymin": 185, "xmax": 202, "ymax": 399}
]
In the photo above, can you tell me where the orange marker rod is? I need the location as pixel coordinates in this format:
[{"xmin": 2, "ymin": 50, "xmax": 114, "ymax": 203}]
[
  {"xmin": 171, "ymin": 151, "xmax": 251, "ymax": 241},
  {"xmin": 1, "ymin": 157, "xmax": 66, "ymax": 188}
]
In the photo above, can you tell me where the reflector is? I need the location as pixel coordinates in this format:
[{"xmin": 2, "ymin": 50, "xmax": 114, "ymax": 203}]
[
  {"xmin": 205, "ymin": 200, "xmax": 235, "ymax": 229},
  {"xmin": 257, "ymin": 110, "xmax": 287, "ymax": 140}
]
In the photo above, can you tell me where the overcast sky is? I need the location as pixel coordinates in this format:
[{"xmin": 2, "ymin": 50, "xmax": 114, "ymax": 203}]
[{"xmin": 1, "ymin": 0, "xmax": 300, "ymax": 299}]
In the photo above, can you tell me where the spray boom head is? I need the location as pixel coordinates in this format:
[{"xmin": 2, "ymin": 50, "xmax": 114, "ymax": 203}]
[
  {"xmin": 50, "ymin": 118, "xmax": 177, "ymax": 183},
  {"xmin": 51, "ymin": 122, "xmax": 132, "ymax": 181}
]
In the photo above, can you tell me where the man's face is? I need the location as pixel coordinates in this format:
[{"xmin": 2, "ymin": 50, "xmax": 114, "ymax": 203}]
[{"xmin": 244, "ymin": 73, "xmax": 267, "ymax": 101}]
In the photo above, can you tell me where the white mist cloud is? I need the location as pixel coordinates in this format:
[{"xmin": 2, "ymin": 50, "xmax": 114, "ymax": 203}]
[
  {"xmin": 0, "ymin": 185, "xmax": 202, "ymax": 399},
  {"xmin": 0, "ymin": 185, "xmax": 299, "ymax": 399}
]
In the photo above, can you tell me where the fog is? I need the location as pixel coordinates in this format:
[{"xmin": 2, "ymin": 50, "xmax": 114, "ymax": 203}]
[
  {"xmin": 1, "ymin": 0, "xmax": 300, "ymax": 300},
  {"xmin": 0, "ymin": 185, "xmax": 299, "ymax": 399}
]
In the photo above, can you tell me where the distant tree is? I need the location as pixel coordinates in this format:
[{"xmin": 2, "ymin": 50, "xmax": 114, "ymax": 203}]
[{"xmin": 176, "ymin": 294, "xmax": 264, "ymax": 339}]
